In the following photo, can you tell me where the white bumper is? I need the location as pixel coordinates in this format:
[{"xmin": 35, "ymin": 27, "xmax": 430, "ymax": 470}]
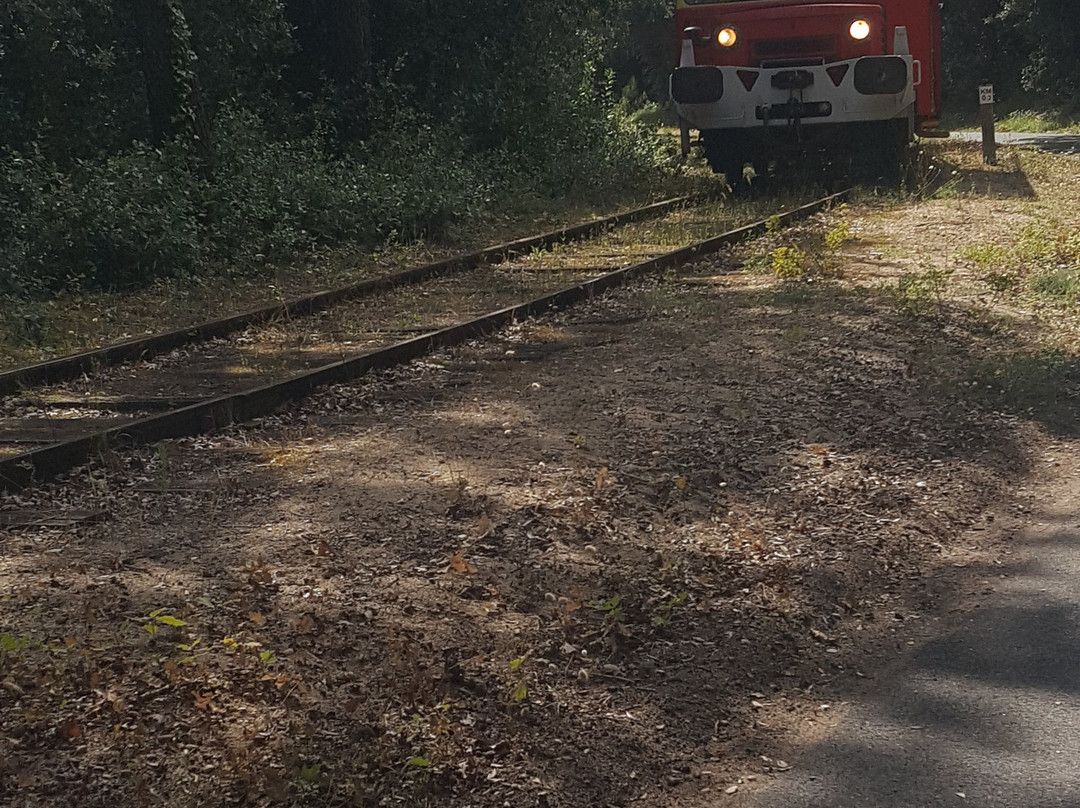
[{"xmin": 673, "ymin": 56, "xmax": 916, "ymax": 131}]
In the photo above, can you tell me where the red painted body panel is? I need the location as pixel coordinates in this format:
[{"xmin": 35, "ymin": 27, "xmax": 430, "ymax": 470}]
[{"xmin": 674, "ymin": 0, "xmax": 941, "ymax": 122}]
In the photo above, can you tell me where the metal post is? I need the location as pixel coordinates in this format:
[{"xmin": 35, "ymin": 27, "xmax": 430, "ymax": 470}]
[{"xmin": 979, "ymin": 84, "xmax": 997, "ymax": 165}]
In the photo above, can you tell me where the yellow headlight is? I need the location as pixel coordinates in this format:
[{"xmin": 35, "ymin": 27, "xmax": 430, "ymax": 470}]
[
  {"xmin": 849, "ymin": 19, "xmax": 871, "ymax": 40},
  {"xmin": 717, "ymin": 27, "xmax": 738, "ymax": 48}
]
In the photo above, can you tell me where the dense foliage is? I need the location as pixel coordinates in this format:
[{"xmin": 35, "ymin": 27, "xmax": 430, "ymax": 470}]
[
  {"xmin": 941, "ymin": 0, "xmax": 1080, "ymax": 110},
  {"xmin": 0, "ymin": 0, "xmax": 671, "ymax": 296},
  {"xmin": 1, "ymin": 0, "xmax": 1077, "ymax": 298}
]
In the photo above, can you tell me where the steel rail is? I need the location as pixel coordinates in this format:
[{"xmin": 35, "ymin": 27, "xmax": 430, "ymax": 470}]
[
  {"xmin": 0, "ymin": 197, "xmax": 692, "ymax": 398},
  {"xmin": 0, "ymin": 190, "xmax": 848, "ymax": 493}
]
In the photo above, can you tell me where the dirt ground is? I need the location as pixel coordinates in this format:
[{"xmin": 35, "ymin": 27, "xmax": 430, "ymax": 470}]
[{"xmin": 2, "ymin": 140, "xmax": 1079, "ymax": 807}]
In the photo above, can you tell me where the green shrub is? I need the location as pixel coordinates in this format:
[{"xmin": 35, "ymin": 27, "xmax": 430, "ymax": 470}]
[
  {"xmin": 206, "ymin": 107, "xmax": 366, "ymax": 260},
  {"xmin": 890, "ymin": 266, "xmax": 953, "ymax": 315},
  {"xmin": 0, "ymin": 142, "xmax": 203, "ymax": 294},
  {"xmin": 1030, "ymin": 268, "xmax": 1080, "ymax": 302},
  {"xmin": 772, "ymin": 246, "xmax": 806, "ymax": 280},
  {"xmin": 0, "ymin": 103, "xmax": 493, "ymax": 296},
  {"xmin": 0, "ymin": 67, "xmax": 674, "ymax": 300},
  {"xmin": 207, "ymin": 103, "xmax": 487, "ymax": 258}
]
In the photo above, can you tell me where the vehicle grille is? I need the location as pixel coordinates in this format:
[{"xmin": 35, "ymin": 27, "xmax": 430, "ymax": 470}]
[{"xmin": 752, "ymin": 36, "xmax": 835, "ymax": 63}]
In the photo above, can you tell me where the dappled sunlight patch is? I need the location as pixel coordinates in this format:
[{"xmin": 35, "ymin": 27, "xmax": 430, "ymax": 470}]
[{"xmin": 4, "ymin": 168, "xmax": 1080, "ymax": 805}]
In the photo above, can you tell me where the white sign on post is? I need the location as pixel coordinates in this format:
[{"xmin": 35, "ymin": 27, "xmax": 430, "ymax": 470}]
[{"xmin": 979, "ymin": 84, "xmax": 994, "ymax": 105}]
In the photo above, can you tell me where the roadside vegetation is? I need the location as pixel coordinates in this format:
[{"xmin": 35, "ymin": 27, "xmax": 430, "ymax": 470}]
[
  {"xmin": 995, "ymin": 110, "xmax": 1080, "ymax": 134},
  {"xmin": 942, "ymin": 0, "xmax": 1080, "ymax": 122},
  {"xmin": 0, "ymin": 0, "xmax": 685, "ymax": 303},
  {"xmin": 3, "ymin": 140, "xmax": 1080, "ymax": 808},
  {"xmin": 3, "ymin": 1, "xmax": 1079, "ymax": 345}
]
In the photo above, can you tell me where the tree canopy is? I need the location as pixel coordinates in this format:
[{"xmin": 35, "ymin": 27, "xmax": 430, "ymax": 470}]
[
  {"xmin": 942, "ymin": 0, "xmax": 1080, "ymax": 108},
  {"xmin": 0, "ymin": 0, "xmax": 1076, "ymax": 298},
  {"xmin": 0, "ymin": 0, "xmax": 672, "ymax": 295}
]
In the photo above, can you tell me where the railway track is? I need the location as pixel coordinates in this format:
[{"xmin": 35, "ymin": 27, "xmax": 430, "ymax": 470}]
[
  {"xmin": 0, "ymin": 191, "xmax": 847, "ymax": 494},
  {"xmin": 0, "ymin": 198, "xmax": 692, "ymax": 397}
]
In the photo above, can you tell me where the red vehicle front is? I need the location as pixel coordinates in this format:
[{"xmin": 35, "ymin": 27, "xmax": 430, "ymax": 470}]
[{"xmin": 670, "ymin": 0, "xmax": 942, "ymax": 182}]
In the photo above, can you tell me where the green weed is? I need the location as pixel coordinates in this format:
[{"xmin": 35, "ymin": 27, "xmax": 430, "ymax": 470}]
[
  {"xmin": 996, "ymin": 110, "xmax": 1080, "ymax": 134},
  {"xmin": 1030, "ymin": 268, "xmax": 1080, "ymax": 302},
  {"xmin": 961, "ymin": 243, "xmax": 1009, "ymax": 271},
  {"xmin": 142, "ymin": 609, "xmax": 186, "ymax": 636},
  {"xmin": 823, "ymin": 222, "xmax": 851, "ymax": 251},
  {"xmin": 771, "ymin": 246, "xmax": 807, "ymax": 280},
  {"xmin": 508, "ymin": 654, "xmax": 530, "ymax": 704},
  {"xmin": 890, "ymin": 265, "xmax": 954, "ymax": 315},
  {"xmin": 1019, "ymin": 224, "xmax": 1055, "ymax": 263},
  {"xmin": 650, "ymin": 591, "xmax": 688, "ymax": 627}
]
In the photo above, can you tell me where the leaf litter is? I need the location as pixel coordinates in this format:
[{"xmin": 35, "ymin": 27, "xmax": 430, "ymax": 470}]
[{"xmin": 2, "ymin": 145, "xmax": 1078, "ymax": 807}]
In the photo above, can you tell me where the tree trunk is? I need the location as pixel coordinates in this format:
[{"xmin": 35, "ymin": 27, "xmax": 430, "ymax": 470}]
[
  {"xmin": 327, "ymin": 0, "xmax": 370, "ymax": 88},
  {"xmin": 130, "ymin": 0, "xmax": 211, "ymax": 159},
  {"xmin": 285, "ymin": 0, "xmax": 371, "ymax": 141},
  {"xmin": 131, "ymin": 0, "xmax": 177, "ymax": 146}
]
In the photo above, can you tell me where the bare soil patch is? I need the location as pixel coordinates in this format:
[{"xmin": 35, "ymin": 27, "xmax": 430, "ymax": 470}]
[{"xmin": 2, "ymin": 141, "xmax": 1079, "ymax": 807}]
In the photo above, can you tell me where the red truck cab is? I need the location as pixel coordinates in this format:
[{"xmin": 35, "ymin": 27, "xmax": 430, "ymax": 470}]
[{"xmin": 671, "ymin": 0, "xmax": 943, "ymax": 181}]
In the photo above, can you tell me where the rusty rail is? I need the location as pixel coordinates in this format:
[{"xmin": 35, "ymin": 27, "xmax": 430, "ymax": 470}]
[
  {"xmin": 0, "ymin": 191, "xmax": 847, "ymax": 492},
  {"xmin": 0, "ymin": 197, "xmax": 692, "ymax": 397}
]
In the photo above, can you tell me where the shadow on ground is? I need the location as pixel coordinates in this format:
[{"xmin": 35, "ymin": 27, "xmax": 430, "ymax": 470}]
[
  {"xmin": 1, "ymin": 266, "xmax": 1076, "ymax": 807},
  {"xmin": 917, "ymin": 142, "xmax": 1037, "ymax": 199},
  {"xmin": 737, "ymin": 554, "xmax": 1080, "ymax": 808}
]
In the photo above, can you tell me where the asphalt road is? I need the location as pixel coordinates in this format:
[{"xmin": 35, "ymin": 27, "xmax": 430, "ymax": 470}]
[
  {"xmin": 733, "ymin": 481, "xmax": 1080, "ymax": 808},
  {"xmin": 950, "ymin": 130, "xmax": 1080, "ymax": 155}
]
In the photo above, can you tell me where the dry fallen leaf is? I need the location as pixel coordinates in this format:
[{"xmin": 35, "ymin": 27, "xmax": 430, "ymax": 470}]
[
  {"xmin": 261, "ymin": 672, "xmax": 291, "ymax": 689},
  {"xmin": 449, "ymin": 552, "xmax": 477, "ymax": 575},
  {"xmin": 106, "ymin": 687, "xmax": 127, "ymax": 714},
  {"xmin": 446, "ymin": 478, "xmax": 467, "ymax": 504},
  {"xmin": 58, "ymin": 720, "xmax": 81, "ymax": 741},
  {"xmin": 194, "ymin": 692, "xmax": 214, "ymax": 711},
  {"xmin": 476, "ymin": 513, "xmax": 492, "ymax": 537},
  {"xmin": 248, "ymin": 611, "xmax": 266, "ymax": 625},
  {"xmin": 462, "ymin": 653, "xmax": 486, "ymax": 669},
  {"xmin": 247, "ymin": 563, "xmax": 273, "ymax": 586}
]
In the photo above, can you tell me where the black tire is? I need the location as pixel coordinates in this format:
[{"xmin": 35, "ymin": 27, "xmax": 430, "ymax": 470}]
[
  {"xmin": 702, "ymin": 129, "xmax": 749, "ymax": 192},
  {"xmin": 856, "ymin": 118, "xmax": 912, "ymax": 186}
]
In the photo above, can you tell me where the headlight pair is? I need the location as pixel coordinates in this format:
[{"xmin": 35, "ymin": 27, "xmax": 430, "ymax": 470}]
[{"xmin": 712, "ymin": 18, "xmax": 871, "ymax": 49}]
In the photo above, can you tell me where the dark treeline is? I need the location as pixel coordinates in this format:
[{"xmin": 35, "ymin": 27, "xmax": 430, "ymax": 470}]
[
  {"xmin": 0, "ymin": 0, "xmax": 670, "ymax": 296},
  {"xmin": 941, "ymin": 0, "xmax": 1080, "ymax": 110},
  {"xmin": 0, "ymin": 1, "xmax": 1076, "ymax": 299}
]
